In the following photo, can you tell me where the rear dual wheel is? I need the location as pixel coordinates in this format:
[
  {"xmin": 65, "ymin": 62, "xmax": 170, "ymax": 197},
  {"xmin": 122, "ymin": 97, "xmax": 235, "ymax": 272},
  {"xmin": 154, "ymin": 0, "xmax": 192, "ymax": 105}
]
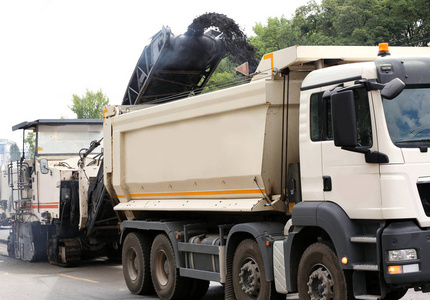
[
  {"xmin": 122, "ymin": 232, "xmax": 153, "ymax": 295},
  {"xmin": 150, "ymin": 233, "xmax": 209, "ymax": 300}
]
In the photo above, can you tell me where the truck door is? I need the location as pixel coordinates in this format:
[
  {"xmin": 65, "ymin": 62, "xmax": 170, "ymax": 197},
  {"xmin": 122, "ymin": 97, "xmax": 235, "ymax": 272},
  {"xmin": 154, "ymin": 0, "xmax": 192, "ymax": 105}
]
[{"xmin": 311, "ymin": 87, "xmax": 382, "ymax": 219}]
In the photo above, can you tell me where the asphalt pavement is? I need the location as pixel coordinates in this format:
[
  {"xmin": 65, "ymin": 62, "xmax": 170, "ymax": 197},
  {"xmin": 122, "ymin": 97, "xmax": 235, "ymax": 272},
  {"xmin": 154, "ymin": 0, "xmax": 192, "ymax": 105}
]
[{"xmin": 1, "ymin": 225, "xmax": 429, "ymax": 299}]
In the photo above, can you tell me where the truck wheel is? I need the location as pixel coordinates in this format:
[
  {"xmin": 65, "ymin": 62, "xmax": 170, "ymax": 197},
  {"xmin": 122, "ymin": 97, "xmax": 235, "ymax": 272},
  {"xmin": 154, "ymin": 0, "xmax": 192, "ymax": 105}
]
[
  {"xmin": 151, "ymin": 233, "xmax": 191, "ymax": 300},
  {"xmin": 298, "ymin": 242, "xmax": 351, "ymax": 300},
  {"xmin": 232, "ymin": 239, "xmax": 277, "ymax": 300},
  {"xmin": 122, "ymin": 232, "xmax": 153, "ymax": 295}
]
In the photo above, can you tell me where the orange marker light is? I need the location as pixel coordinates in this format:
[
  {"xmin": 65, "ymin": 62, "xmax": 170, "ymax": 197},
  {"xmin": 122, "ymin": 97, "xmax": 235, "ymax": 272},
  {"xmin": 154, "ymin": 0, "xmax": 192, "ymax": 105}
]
[
  {"xmin": 379, "ymin": 43, "xmax": 389, "ymax": 52},
  {"xmin": 266, "ymin": 240, "xmax": 271, "ymax": 247},
  {"xmin": 388, "ymin": 265, "xmax": 403, "ymax": 274},
  {"xmin": 378, "ymin": 43, "xmax": 390, "ymax": 57},
  {"xmin": 341, "ymin": 257, "xmax": 348, "ymax": 265}
]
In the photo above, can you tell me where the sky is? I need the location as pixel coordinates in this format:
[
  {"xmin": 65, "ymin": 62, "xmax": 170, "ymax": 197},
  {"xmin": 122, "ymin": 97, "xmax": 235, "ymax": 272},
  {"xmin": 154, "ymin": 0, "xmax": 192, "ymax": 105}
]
[{"xmin": 0, "ymin": 0, "xmax": 313, "ymax": 144}]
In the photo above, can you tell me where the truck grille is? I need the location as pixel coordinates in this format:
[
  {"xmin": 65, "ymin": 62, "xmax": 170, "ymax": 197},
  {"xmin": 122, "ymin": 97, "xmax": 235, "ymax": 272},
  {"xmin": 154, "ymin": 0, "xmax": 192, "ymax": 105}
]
[{"xmin": 417, "ymin": 181, "xmax": 430, "ymax": 217}]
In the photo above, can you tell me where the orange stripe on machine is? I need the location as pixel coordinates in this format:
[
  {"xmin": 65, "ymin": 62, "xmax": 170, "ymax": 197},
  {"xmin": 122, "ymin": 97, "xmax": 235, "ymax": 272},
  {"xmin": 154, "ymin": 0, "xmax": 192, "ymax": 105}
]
[{"xmin": 30, "ymin": 202, "xmax": 59, "ymax": 209}]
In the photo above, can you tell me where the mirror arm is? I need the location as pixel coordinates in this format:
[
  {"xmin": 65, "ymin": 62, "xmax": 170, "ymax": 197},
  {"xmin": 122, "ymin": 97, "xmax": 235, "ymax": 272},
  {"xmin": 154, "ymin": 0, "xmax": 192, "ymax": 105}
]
[
  {"xmin": 341, "ymin": 147, "xmax": 389, "ymax": 163},
  {"xmin": 341, "ymin": 146, "xmax": 370, "ymax": 154},
  {"xmin": 365, "ymin": 79, "xmax": 385, "ymax": 91}
]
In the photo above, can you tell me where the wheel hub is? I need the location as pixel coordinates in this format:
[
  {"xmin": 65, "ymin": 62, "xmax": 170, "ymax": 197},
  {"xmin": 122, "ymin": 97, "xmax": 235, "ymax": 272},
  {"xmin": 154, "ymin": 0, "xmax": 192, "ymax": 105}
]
[
  {"xmin": 307, "ymin": 266, "xmax": 334, "ymax": 300},
  {"xmin": 238, "ymin": 260, "xmax": 261, "ymax": 298},
  {"xmin": 126, "ymin": 247, "xmax": 138, "ymax": 281}
]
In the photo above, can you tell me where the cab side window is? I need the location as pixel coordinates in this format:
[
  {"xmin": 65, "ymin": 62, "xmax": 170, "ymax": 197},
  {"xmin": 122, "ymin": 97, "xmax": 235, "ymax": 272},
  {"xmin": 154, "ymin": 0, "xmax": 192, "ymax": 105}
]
[{"xmin": 310, "ymin": 88, "xmax": 372, "ymax": 147}]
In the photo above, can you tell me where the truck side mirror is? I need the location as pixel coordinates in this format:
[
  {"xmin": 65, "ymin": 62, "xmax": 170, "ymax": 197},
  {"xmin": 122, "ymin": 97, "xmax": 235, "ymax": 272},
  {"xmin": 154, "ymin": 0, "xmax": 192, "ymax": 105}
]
[
  {"xmin": 331, "ymin": 90, "xmax": 357, "ymax": 147},
  {"xmin": 381, "ymin": 78, "xmax": 405, "ymax": 100},
  {"xmin": 40, "ymin": 158, "xmax": 49, "ymax": 174}
]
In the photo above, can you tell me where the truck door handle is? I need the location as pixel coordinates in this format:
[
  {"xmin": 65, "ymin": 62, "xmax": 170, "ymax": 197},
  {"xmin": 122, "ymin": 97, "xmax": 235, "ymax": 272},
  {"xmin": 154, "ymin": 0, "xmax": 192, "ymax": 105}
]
[{"xmin": 323, "ymin": 176, "xmax": 332, "ymax": 191}]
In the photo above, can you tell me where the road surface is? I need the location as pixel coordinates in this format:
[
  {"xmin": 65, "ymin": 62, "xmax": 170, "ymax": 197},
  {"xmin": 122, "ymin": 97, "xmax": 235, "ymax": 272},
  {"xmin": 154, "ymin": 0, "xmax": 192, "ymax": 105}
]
[{"xmin": 0, "ymin": 226, "xmax": 429, "ymax": 299}]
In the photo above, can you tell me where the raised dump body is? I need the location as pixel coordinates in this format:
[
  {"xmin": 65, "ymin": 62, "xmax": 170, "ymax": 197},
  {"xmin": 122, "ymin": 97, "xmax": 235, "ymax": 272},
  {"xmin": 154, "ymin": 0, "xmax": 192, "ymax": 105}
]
[{"xmin": 105, "ymin": 73, "xmax": 302, "ymax": 214}]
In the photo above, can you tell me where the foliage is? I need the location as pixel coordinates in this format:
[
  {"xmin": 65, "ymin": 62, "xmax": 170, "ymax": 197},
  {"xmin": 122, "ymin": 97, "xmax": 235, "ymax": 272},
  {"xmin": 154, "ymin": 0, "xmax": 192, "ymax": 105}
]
[
  {"xmin": 249, "ymin": 0, "xmax": 430, "ymax": 51},
  {"xmin": 9, "ymin": 143, "xmax": 21, "ymax": 161},
  {"xmin": 385, "ymin": 0, "xmax": 430, "ymax": 46},
  {"xmin": 204, "ymin": 58, "xmax": 248, "ymax": 92},
  {"xmin": 250, "ymin": 16, "xmax": 302, "ymax": 59},
  {"xmin": 24, "ymin": 132, "xmax": 35, "ymax": 160},
  {"xmin": 69, "ymin": 89, "xmax": 109, "ymax": 119}
]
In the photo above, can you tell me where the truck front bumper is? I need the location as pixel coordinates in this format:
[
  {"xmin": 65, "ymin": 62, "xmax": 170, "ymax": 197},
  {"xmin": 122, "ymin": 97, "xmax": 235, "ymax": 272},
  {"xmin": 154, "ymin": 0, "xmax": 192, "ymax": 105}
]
[{"xmin": 381, "ymin": 220, "xmax": 430, "ymax": 285}]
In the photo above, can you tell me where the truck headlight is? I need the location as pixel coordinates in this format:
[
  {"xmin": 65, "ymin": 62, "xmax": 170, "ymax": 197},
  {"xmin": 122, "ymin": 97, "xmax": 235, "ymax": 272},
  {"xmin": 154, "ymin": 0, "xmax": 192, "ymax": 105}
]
[{"xmin": 388, "ymin": 249, "xmax": 417, "ymax": 262}]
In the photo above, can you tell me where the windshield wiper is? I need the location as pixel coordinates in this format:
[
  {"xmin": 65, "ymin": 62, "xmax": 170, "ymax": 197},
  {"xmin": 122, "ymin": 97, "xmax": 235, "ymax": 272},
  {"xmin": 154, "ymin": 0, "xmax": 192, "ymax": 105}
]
[
  {"xmin": 396, "ymin": 139, "xmax": 430, "ymax": 144},
  {"xmin": 395, "ymin": 139, "xmax": 430, "ymax": 152},
  {"xmin": 409, "ymin": 123, "xmax": 430, "ymax": 136}
]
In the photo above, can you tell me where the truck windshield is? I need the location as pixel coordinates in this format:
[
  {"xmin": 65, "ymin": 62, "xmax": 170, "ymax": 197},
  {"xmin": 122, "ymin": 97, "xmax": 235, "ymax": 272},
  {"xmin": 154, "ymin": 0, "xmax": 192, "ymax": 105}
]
[{"xmin": 383, "ymin": 85, "xmax": 430, "ymax": 147}]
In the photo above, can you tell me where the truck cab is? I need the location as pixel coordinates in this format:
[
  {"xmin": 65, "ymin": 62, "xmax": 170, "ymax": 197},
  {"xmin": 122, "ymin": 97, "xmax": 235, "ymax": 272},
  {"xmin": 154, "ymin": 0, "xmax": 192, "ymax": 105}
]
[{"xmin": 282, "ymin": 47, "xmax": 430, "ymax": 298}]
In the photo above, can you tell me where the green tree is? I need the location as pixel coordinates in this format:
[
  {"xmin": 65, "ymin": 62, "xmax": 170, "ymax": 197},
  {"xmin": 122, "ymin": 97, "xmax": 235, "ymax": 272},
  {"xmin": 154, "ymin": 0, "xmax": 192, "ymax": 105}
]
[
  {"xmin": 317, "ymin": 0, "xmax": 393, "ymax": 45},
  {"xmin": 250, "ymin": 16, "xmax": 302, "ymax": 59},
  {"xmin": 291, "ymin": 0, "xmax": 340, "ymax": 45},
  {"xmin": 9, "ymin": 143, "xmax": 21, "ymax": 161},
  {"xmin": 24, "ymin": 132, "xmax": 36, "ymax": 159},
  {"xmin": 69, "ymin": 89, "xmax": 109, "ymax": 119},
  {"xmin": 386, "ymin": 0, "xmax": 430, "ymax": 46},
  {"xmin": 250, "ymin": 0, "xmax": 430, "ymax": 51},
  {"xmin": 204, "ymin": 58, "xmax": 248, "ymax": 92}
]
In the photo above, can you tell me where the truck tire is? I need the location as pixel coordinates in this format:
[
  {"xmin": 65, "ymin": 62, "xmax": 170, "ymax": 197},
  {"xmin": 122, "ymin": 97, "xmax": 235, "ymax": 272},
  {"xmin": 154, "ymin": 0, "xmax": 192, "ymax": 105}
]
[
  {"xmin": 150, "ymin": 233, "xmax": 190, "ymax": 300},
  {"xmin": 122, "ymin": 232, "xmax": 153, "ymax": 295},
  {"xmin": 232, "ymin": 238, "xmax": 279, "ymax": 300},
  {"xmin": 298, "ymin": 242, "xmax": 351, "ymax": 300}
]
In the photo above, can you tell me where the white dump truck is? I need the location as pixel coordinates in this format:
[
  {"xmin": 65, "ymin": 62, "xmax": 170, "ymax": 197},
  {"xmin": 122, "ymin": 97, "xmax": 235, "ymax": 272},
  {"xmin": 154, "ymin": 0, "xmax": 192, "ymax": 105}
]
[
  {"xmin": 101, "ymin": 43, "xmax": 430, "ymax": 300},
  {"xmin": 4, "ymin": 119, "xmax": 121, "ymax": 266}
]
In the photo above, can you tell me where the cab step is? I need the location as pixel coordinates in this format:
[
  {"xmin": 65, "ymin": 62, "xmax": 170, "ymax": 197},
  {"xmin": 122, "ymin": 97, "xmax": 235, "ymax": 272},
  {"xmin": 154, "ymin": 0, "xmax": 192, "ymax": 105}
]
[
  {"xmin": 350, "ymin": 236, "xmax": 377, "ymax": 243},
  {"xmin": 352, "ymin": 264, "xmax": 379, "ymax": 271}
]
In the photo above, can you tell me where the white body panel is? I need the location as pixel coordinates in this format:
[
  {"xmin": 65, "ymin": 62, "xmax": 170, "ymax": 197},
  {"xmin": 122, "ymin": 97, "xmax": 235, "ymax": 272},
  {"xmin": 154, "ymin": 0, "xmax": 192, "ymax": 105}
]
[
  {"xmin": 106, "ymin": 79, "xmax": 295, "ymax": 213},
  {"xmin": 32, "ymin": 157, "xmax": 77, "ymax": 220}
]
